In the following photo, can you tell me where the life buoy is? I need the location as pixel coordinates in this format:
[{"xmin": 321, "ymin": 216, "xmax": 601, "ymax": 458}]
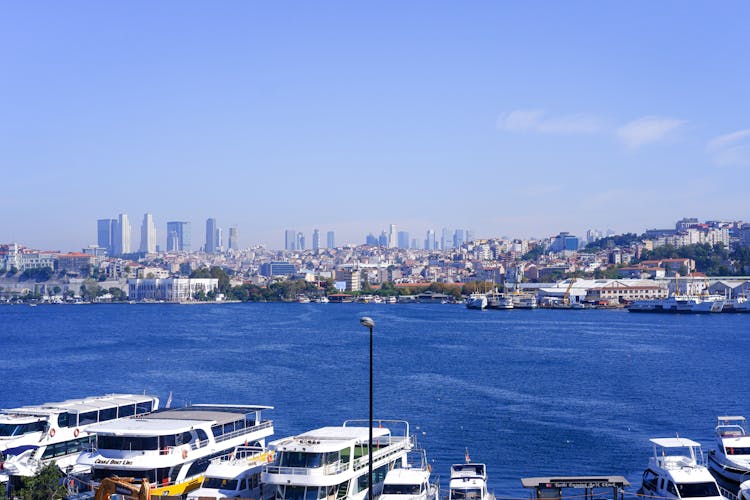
[
  {"xmin": 49, "ymin": 428, "xmax": 56, "ymax": 438},
  {"xmin": 73, "ymin": 428, "xmax": 80, "ymax": 438},
  {"xmin": 182, "ymin": 449, "xmax": 188, "ymax": 460}
]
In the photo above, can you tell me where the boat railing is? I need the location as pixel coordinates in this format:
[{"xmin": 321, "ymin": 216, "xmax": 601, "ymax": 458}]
[
  {"xmin": 265, "ymin": 460, "xmax": 349, "ymax": 476},
  {"xmin": 353, "ymin": 436, "xmax": 414, "ymax": 471},
  {"xmin": 215, "ymin": 420, "xmax": 274, "ymax": 445},
  {"xmin": 719, "ymin": 486, "xmax": 738, "ymax": 500}
]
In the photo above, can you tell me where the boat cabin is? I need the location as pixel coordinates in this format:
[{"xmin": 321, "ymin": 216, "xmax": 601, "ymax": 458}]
[{"xmin": 521, "ymin": 476, "xmax": 630, "ymax": 500}]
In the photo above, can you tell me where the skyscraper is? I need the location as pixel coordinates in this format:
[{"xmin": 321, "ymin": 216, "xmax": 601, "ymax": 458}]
[
  {"xmin": 113, "ymin": 213, "xmax": 131, "ymax": 256},
  {"xmin": 296, "ymin": 232, "xmax": 305, "ymax": 251},
  {"xmin": 140, "ymin": 213, "xmax": 156, "ymax": 253},
  {"xmin": 205, "ymin": 218, "xmax": 218, "ymax": 253},
  {"xmin": 285, "ymin": 229, "xmax": 297, "ymax": 251},
  {"xmin": 388, "ymin": 224, "xmax": 397, "ymax": 248},
  {"xmin": 425, "ymin": 229, "xmax": 436, "ymax": 251},
  {"xmin": 228, "ymin": 227, "xmax": 238, "ymax": 250},
  {"xmin": 326, "ymin": 231, "xmax": 335, "ymax": 249},
  {"xmin": 397, "ymin": 231, "xmax": 410, "ymax": 249},
  {"xmin": 97, "ymin": 219, "xmax": 116, "ymax": 255},
  {"xmin": 166, "ymin": 221, "xmax": 191, "ymax": 252},
  {"xmin": 312, "ymin": 229, "xmax": 320, "ymax": 251}
]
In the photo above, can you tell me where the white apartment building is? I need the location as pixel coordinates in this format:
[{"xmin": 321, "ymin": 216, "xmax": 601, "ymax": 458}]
[{"xmin": 128, "ymin": 278, "xmax": 219, "ymax": 302}]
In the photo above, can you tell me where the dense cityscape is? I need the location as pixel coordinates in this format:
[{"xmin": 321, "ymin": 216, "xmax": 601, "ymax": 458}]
[{"xmin": 1, "ymin": 215, "xmax": 749, "ymax": 304}]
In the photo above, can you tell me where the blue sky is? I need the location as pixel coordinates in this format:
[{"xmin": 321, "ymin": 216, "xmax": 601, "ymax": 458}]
[{"xmin": 2, "ymin": 1, "xmax": 749, "ymax": 251}]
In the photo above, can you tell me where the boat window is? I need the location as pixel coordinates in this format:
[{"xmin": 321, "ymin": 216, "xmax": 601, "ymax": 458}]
[
  {"xmin": 93, "ymin": 468, "xmax": 157, "ymax": 483},
  {"xmin": 383, "ymin": 484, "xmax": 421, "ymax": 495},
  {"xmin": 357, "ymin": 464, "xmax": 388, "ymax": 491},
  {"xmin": 99, "ymin": 407, "xmax": 117, "ymax": 422},
  {"xmin": 119, "ymin": 405, "xmax": 135, "ymax": 418},
  {"xmin": 204, "ymin": 478, "xmax": 239, "ymax": 490},
  {"xmin": 726, "ymin": 447, "xmax": 750, "ymax": 455},
  {"xmin": 136, "ymin": 401, "xmax": 153, "ymax": 415},
  {"xmin": 281, "ymin": 486, "xmax": 306, "ymax": 500},
  {"xmin": 57, "ymin": 412, "xmax": 71, "ymax": 428},
  {"xmin": 196, "ymin": 429, "xmax": 209, "ymax": 443},
  {"xmin": 211, "ymin": 424, "xmax": 223, "ymax": 437},
  {"xmin": 642, "ymin": 470, "xmax": 659, "ymax": 491},
  {"xmin": 280, "ymin": 451, "xmax": 324, "ymax": 468},
  {"xmin": 325, "ymin": 451, "xmax": 340, "ymax": 465},
  {"xmin": 245, "ymin": 415, "xmax": 256, "ymax": 428},
  {"xmin": 0, "ymin": 421, "xmax": 46, "ymax": 436},
  {"xmin": 451, "ymin": 489, "xmax": 482, "ymax": 500},
  {"xmin": 666, "ymin": 482, "xmax": 678, "ymax": 497},
  {"xmin": 675, "ymin": 482, "xmax": 720, "ymax": 498},
  {"xmin": 305, "ymin": 486, "xmax": 319, "ymax": 500},
  {"xmin": 186, "ymin": 450, "xmax": 227, "ymax": 478},
  {"xmin": 97, "ymin": 435, "xmax": 159, "ymax": 451},
  {"xmin": 79, "ymin": 411, "xmax": 98, "ymax": 426}
]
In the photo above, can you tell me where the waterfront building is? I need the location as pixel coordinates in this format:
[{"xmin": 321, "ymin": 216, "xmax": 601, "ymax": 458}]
[
  {"xmin": 326, "ymin": 230, "xmax": 335, "ymax": 249},
  {"xmin": 228, "ymin": 226, "xmax": 238, "ymax": 250},
  {"xmin": 56, "ymin": 252, "xmax": 95, "ymax": 274},
  {"xmin": 336, "ymin": 269, "xmax": 361, "ymax": 292},
  {"xmin": 259, "ymin": 261, "xmax": 296, "ymax": 277},
  {"xmin": 97, "ymin": 219, "xmax": 116, "ymax": 255},
  {"xmin": 139, "ymin": 213, "xmax": 156, "ymax": 254},
  {"xmin": 166, "ymin": 221, "xmax": 191, "ymax": 252},
  {"xmin": 205, "ymin": 218, "xmax": 219, "ymax": 253},
  {"xmin": 312, "ymin": 229, "xmax": 320, "ymax": 251},
  {"xmin": 128, "ymin": 278, "xmax": 219, "ymax": 302},
  {"xmin": 285, "ymin": 229, "xmax": 297, "ymax": 251},
  {"xmin": 113, "ymin": 213, "xmax": 131, "ymax": 256}
]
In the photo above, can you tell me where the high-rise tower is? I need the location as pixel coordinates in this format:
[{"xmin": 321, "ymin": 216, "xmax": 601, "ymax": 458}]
[
  {"xmin": 205, "ymin": 218, "xmax": 218, "ymax": 253},
  {"xmin": 140, "ymin": 213, "xmax": 156, "ymax": 253},
  {"xmin": 113, "ymin": 213, "xmax": 131, "ymax": 256}
]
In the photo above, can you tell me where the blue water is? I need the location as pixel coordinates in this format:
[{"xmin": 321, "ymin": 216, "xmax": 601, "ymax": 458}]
[{"xmin": 1, "ymin": 304, "xmax": 748, "ymax": 497}]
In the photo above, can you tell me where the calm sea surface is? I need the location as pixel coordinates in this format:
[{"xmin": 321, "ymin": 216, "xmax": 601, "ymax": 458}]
[{"xmin": 1, "ymin": 304, "xmax": 748, "ymax": 497}]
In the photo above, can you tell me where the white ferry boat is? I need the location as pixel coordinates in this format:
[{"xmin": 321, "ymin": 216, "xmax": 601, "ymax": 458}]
[
  {"xmin": 486, "ymin": 292, "xmax": 513, "ymax": 310},
  {"xmin": 465, "ymin": 293, "xmax": 487, "ymax": 310},
  {"xmin": 78, "ymin": 404, "xmax": 274, "ymax": 497},
  {"xmin": 511, "ymin": 293, "xmax": 537, "ymax": 309},
  {"xmin": 380, "ymin": 448, "xmax": 439, "ymax": 500},
  {"xmin": 262, "ymin": 419, "xmax": 414, "ymax": 500},
  {"xmin": 0, "ymin": 394, "xmax": 158, "ymax": 482},
  {"xmin": 638, "ymin": 437, "xmax": 725, "ymax": 500},
  {"xmin": 707, "ymin": 416, "xmax": 750, "ymax": 484},
  {"xmin": 448, "ymin": 461, "xmax": 494, "ymax": 500},
  {"xmin": 186, "ymin": 445, "xmax": 274, "ymax": 500},
  {"xmin": 627, "ymin": 294, "xmax": 725, "ymax": 313}
]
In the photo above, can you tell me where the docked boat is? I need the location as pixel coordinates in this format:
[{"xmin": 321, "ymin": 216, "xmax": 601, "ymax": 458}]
[
  {"xmin": 707, "ymin": 416, "xmax": 750, "ymax": 484},
  {"xmin": 0, "ymin": 393, "xmax": 159, "ymax": 482},
  {"xmin": 511, "ymin": 293, "xmax": 537, "ymax": 309},
  {"xmin": 465, "ymin": 293, "xmax": 488, "ymax": 310},
  {"xmin": 77, "ymin": 404, "xmax": 274, "ymax": 497},
  {"xmin": 638, "ymin": 437, "xmax": 725, "ymax": 500},
  {"xmin": 486, "ymin": 292, "xmax": 513, "ymax": 310},
  {"xmin": 628, "ymin": 294, "xmax": 725, "ymax": 313},
  {"xmin": 380, "ymin": 448, "xmax": 439, "ymax": 500},
  {"xmin": 448, "ymin": 460, "xmax": 494, "ymax": 500},
  {"xmin": 723, "ymin": 296, "xmax": 750, "ymax": 313},
  {"xmin": 262, "ymin": 419, "xmax": 414, "ymax": 500},
  {"xmin": 739, "ymin": 480, "xmax": 750, "ymax": 500},
  {"xmin": 185, "ymin": 445, "xmax": 274, "ymax": 500}
]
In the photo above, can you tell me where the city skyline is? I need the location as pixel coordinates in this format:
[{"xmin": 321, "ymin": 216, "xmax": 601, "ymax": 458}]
[{"xmin": 1, "ymin": 2, "xmax": 748, "ymax": 251}]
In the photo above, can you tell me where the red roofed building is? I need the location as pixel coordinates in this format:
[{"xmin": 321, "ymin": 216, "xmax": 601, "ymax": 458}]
[{"xmin": 56, "ymin": 252, "xmax": 95, "ymax": 273}]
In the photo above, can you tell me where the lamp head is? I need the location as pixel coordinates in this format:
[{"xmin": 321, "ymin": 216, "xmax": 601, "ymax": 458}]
[{"xmin": 360, "ymin": 316, "xmax": 375, "ymax": 328}]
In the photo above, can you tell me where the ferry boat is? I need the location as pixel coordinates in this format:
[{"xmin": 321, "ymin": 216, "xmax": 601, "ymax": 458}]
[
  {"xmin": 380, "ymin": 448, "xmax": 439, "ymax": 500},
  {"xmin": 638, "ymin": 437, "xmax": 725, "ymax": 500},
  {"xmin": 486, "ymin": 292, "xmax": 513, "ymax": 310},
  {"xmin": 262, "ymin": 419, "xmax": 414, "ymax": 500},
  {"xmin": 0, "ymin": 393, "xmax": 158, "ymax": 482},
  {"xmin": 511, "ymin": 293, "xmax": 537, "ymax": 309},
  {"xmin": 628, "ymin": 294, "xmax": 725, "ymax": 313},
  {"xmin": 707, "ymin": 416, "xmax": 750, "ymax": 484},
  {"xmin": 185, "ymin": 445, "xmax": 274, "ymax": 500},
  {"xmin": 465, "ymin": 293, "xmax": 487, "ymax": 310},
  {"xmin": 77, "ymin": 404, "xmax": 274, "ymax": 497},
  {"xmin": 448, "ymin": 458, "xmax": 494, "ymax": 500}
]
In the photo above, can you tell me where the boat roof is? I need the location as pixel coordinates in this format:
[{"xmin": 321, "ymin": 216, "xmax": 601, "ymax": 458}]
[
  {"xmin": 85, "ymin": 405, "xmax": 270, "ymax": 436},
  {"xmin": 521, "ymin": 477, "xmax": 630, "ymax": 489},
  {"xmin": 650, "ymin": 437, "xmax": 701, "ymax": 448},
  {"xmin": 718, "ymin": 416, "xmax": 746, "ymax": 423},
  {"xmin": 272, "ymin": 426, "xmax": 391, "ymax": 453},
  {"xmin": 451, "ymin": 463, "xmax": 486, "ymax": 479},
  {"xmin": 384, "ymin": 468, "xmax": 430, "ymax": 484},
  {"xmin": 1, "ymin": 394, "xmax": 157, "ymax": 416}
]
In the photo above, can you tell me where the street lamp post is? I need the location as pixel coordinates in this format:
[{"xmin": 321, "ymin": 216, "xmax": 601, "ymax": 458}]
[{"xmin": 360, "ymin": 316, "xmax": 375, "ymax": 500}]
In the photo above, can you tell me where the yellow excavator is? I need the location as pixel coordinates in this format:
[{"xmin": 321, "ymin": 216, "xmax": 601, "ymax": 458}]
[{"xmin": 94, "ymin": 477, "xmax": 150, "ymax": 500}]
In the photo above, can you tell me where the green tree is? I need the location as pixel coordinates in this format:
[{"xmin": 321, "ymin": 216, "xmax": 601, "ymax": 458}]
[{"xmin": 16, "ymin": 462, "xmax": 67, "ymax": 500}]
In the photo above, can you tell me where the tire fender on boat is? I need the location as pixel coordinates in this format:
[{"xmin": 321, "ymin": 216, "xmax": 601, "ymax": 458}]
[
  {"xmin": 73, "ymin": 428, "xmax": 80, "ymax": 438},
  {"xmin": 49, "ymin": 428, "xmax": 56, "ymax": 438},
  {"xmin": 182, "ymin": 449, "xmax": 188, "ymax": 459}
]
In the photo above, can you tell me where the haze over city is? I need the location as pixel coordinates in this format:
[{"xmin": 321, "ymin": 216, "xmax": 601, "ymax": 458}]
[{"xmin": 2, "ymin": 2, "xmax": 749, "ymax": 251}]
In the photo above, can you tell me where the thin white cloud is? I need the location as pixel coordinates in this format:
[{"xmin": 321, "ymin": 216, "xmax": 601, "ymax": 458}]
[
  {"xmin": 707, "ymin": 129, "xmax": 750, "ymax": 167},
  {"xmin": 616, "ymin": 116, "xmax": 686, "ymax": 149},
  {"xmin": 497, "ymin": 109, "xmax": 602, "ymax": 135}
]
